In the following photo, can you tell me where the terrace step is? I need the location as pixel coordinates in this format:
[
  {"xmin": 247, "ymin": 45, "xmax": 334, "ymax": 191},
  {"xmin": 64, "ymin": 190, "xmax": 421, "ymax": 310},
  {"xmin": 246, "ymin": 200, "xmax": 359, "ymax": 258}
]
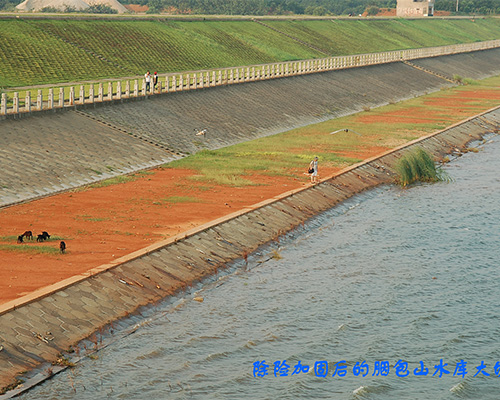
[{"xmin": 401, "ymin": 60, "xmax": 460, "ymax": 84}]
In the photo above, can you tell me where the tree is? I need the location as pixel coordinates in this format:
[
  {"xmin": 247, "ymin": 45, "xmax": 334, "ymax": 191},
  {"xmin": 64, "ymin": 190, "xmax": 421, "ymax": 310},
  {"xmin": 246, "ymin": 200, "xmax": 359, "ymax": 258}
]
[
  {"xmin": 147, "ymin": 0, "xmax": 164, "ymax": 13},
  {"xmin": 366, "ymin": 5, "xmax": 379, "ymax": 15},
  {"xmin": 313, "ymin": 5, "xmax": 327, "ymax": 15},
  {"xmin": 87, "ymin": 4, "xmax": 118, "ymax": 13}
]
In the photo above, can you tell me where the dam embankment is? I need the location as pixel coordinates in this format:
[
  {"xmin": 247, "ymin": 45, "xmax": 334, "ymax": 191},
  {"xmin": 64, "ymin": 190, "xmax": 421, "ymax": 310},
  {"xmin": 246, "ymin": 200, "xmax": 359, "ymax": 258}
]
[
  {"xmin": 0, "ymin": 104, "xmax": 499, "ymax": 396},
  {"xmin": 1, "ymin": 47, "xmax": 500, "ymax": 208},
  {"xmin": 1, "ymin": 44, "xmax": 500, "ymax": 394}
]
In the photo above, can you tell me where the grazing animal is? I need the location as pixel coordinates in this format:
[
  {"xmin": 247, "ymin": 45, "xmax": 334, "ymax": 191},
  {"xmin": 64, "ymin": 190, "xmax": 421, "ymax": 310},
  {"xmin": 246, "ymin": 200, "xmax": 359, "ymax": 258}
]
[
  {"xmin": 59, "ymin": 241, "xmax": 66, "ymax": 254},
  {"xmin": 41, "ymin": 231, "xmax": 50, "ymax": 240},
  {"xmin": 17, "ymin": 235, "xmax": 24, "ymax": 244},
  {"xmin": 22, "ymin": 231, "xmax": 33, "ymax": 240},
  {"xmin": 36, "ymin": 234, "xmax": 45, "ymax": 242},
  {"xmin": 194, "ymin": 128, "xmax": 208, "ymax": 137}
]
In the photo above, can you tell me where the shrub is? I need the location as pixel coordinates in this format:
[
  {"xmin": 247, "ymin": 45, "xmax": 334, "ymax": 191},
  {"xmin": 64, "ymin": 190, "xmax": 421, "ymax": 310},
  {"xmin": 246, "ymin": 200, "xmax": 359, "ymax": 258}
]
[
  {"xmin": 40, "ymin": 6, "xmax": 59, "ymax": 12},
  {"xmin": 86, "ymin": 4, "xmax": 118, "ymax": 13},
  {"xmin": 395, "ymin": 147, "xmax": 440, "ymax": 187}
]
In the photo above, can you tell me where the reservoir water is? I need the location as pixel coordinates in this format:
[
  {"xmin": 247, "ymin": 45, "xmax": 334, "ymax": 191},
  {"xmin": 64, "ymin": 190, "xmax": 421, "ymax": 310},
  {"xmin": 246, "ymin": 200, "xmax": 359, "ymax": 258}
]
[{"xmin": 19, "ymin": 135, "xmax": 500, "ymax": 400}]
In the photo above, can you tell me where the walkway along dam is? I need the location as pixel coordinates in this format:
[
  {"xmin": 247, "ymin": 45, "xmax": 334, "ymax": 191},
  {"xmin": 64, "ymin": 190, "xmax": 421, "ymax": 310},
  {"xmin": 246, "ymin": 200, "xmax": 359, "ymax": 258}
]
[{"xmin": 0, "ymin": 45, "xmax": 500, "ymax": 395}]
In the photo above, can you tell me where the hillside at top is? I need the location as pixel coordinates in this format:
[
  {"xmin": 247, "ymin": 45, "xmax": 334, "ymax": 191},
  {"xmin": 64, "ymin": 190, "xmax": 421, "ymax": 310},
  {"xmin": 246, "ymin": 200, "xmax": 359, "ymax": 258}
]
[{"xmin": 2, "ymin": 17, "xmax": 500, "ymax": 88}]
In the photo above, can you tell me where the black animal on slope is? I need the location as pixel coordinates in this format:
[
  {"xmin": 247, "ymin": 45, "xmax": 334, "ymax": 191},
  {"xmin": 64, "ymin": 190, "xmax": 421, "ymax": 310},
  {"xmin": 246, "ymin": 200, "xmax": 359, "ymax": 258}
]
[
  {"xmin": 59, "ymin": 241, "xmax": 66, "ymax": 254},
  {"xmin": 41, "ymin": 231, "xmax": 50, "ymax": 240},
  {"xmin": 17, "ymin": 235, "xmax": 24, "ymax": 244},
  {"xmin": 36, "ymin": 234, "xmax": 45, "ymax": 242},
  {"xmin": 21, "ymin": 231, "xmax": 33, "ymax": 240}
]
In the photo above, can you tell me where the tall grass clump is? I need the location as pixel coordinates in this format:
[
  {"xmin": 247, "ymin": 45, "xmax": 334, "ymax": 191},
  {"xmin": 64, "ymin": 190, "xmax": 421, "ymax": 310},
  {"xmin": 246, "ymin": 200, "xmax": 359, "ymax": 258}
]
[{"xmin": 395, "ymin": 147, "xmax": 440, "ymax": 187}]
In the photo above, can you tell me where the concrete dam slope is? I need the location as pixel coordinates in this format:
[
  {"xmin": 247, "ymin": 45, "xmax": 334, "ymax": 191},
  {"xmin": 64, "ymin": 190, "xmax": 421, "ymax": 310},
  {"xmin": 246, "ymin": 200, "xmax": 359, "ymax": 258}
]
[
  {"xmin": 1, "ymin": 47, "xmax": 500, "ymax": 208},
  {"xmin": 0, "ymin": 112, "xmax": 177, "ymax": 207},
  {"xmin": 81, "ymin": 61, "xmax": 447, "ymax": 154},
  {"xmin": 409, "ymin": 47, "xmax": 500, "ymax": 80},
  {"xmin": 1, "ymin": 105, "xmax": 499, "ymax": 396}
]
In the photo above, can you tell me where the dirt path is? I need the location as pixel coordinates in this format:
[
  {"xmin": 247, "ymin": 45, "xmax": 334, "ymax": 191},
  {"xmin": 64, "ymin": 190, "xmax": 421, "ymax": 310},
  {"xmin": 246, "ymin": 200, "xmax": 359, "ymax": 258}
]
[{"xmin": 0, "ymin": 87, "xmax": 498, "ymax": 304}]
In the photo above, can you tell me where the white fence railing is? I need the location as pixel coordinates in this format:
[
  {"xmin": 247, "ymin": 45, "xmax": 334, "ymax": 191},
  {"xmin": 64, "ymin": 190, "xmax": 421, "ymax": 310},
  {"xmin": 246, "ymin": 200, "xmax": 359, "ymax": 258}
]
[{"xmin": 2, "ymin": 39, "xmax": 499, "ymax": 117}]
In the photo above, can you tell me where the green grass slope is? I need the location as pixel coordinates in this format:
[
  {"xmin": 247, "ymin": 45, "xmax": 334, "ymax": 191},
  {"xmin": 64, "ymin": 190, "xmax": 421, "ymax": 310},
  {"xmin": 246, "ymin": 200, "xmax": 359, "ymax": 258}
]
[
  {"xmin": 0, "ymin": 19, "xmax": 120, "ymax": 87},
  {"xmin": 1, "ymin": 17, "xmax": 500, "ymax": 88},
  {"xmin": 265, "ymin": 18, "xmax": 500, "ymax": 54}
]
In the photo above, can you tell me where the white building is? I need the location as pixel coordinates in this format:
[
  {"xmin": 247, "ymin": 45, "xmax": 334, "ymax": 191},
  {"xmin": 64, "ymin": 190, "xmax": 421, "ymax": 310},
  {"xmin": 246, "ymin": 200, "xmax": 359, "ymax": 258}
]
[{"xmin": 397, "ymin": 0, "xmax": 435, "ymax": 17}]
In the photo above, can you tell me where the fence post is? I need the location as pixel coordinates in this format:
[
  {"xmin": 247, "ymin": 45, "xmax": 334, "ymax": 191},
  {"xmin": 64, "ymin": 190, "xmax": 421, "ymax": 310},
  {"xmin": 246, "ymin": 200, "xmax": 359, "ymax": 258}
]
[
  {"xmin": 108, "ymin": 82, "xmax": 113, "ymax": 100},
  {"xmin": 59, "ymin": 88, "xmax": 64, "ymax": 108},
  {"xmin": 37, "ymin": 90, "xmax": 43, "ymax": 110},
  {"xmin": 48, "ymin": 89, "xmax": 54, "ymax": 109},
  {"xmin": 25, "ymin": 91, "xmax": 31, "ymax": 112},
  {"xmin": 117, "ymin": 82, "xmax": 122, "ymax": 100},
  {"xmin": 69, "ymin": 86, "xmax": 75, "ymax": 106},
  {"xmin": 165, "ymin": 76, "xmax": 169, "ymax": 93},
  {"xmin": 142, "ymin": 80, "xmax": 147, "ymax": 96},
  {"xmin": 13, "ymin": 92, "xmax": 19, "ymax": 113},
  {"xmin": 98, "ymin": 83, "xmax": 103, "ymax": 102},
  {"xmin": 179, "ymin": 75, "xmax": 183, "ymax": 91},
  {"xmin": 79, "ymin": 85, "xmax": 85, "ymax": 104},
  {"xmin": 125, "ymin": 81, "xmax": 130, "ymax": 97},
  {"xmin": 171, "ymin": 76, "xmax": 176, "ymax": 92},
  {"xmin": 89, "ymin": 85, "xmax": 94, "ymax": 103},
  {"xmin": 0, "ymin": 93, "xmax": 6, "ymax": 115}
]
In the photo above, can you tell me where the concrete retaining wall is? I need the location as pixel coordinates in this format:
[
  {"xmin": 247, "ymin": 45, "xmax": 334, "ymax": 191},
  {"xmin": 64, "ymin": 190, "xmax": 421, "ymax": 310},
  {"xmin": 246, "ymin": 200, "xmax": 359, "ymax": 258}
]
[{"xmin": 1, "ymin": 105, "xmax": 499, "ymax": 395}]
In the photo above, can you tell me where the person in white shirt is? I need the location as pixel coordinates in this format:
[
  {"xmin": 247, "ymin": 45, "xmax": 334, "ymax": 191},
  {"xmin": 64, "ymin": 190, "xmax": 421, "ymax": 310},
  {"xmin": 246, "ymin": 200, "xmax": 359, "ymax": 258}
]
[{"xmin": 145, "ymin": 71, "xmax": 151, "ymax": 92}]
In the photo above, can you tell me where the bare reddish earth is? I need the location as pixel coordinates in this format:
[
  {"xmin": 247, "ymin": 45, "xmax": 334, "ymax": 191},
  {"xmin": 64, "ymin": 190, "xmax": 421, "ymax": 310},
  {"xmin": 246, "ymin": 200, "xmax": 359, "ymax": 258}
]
[
  {"xmin": 0, "ymin": 89, "xmax": 498, "ymax": 304},
  {"xmin": 0, "ymin": 168, "xmax": 339, "ymax": 303}
]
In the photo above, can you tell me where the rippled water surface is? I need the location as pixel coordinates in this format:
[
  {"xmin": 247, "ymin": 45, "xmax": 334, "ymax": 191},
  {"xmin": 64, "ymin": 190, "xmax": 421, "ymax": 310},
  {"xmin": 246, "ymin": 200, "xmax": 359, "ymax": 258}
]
[{"xmin": 19, "ymin": 136, "xmax": 500, "ymax": 400}]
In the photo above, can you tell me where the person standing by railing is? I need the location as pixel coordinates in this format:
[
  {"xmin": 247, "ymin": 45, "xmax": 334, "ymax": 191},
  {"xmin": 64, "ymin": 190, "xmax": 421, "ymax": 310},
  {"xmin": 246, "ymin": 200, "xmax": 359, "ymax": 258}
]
[
  {"xmin": 153, "ymin": 72, "xmax": 158, "ymax": 91},
  {"xmin": 145, "ymin": 71, "xmax": 151, "ymax": 93}
]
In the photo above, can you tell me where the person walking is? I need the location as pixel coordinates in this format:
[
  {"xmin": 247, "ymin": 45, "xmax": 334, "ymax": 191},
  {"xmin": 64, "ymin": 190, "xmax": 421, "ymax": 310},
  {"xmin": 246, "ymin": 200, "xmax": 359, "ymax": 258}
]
[
  {"xmin": 309, "ymin": 156, "xmax": 319, "ymax": 184},
  {"xmin": 145, "ymin": 71, "xmax": 151, "ymax": 93}
]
